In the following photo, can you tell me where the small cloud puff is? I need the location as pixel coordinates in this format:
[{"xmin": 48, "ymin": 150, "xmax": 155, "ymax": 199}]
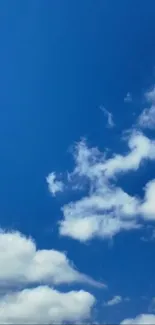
[
  {"xmin": 46, "ymin": 172, "xmax": 64, "ymax": 196},
  {"xmin": 104, "ymin": 295, "xmax": 130, "ymax": 307},
  {"xmin": 124, "ymin": 92, "xmax": 132, "ymax": 103},
  {"xmin": 104, "ymin": 295, "xmax": 122, "ymax": 306}
]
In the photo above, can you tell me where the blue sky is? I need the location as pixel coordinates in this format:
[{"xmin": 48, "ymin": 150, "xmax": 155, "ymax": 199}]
[{"xmin": 1, "ymin": 1, "xmax": 155, "ymax": 324}]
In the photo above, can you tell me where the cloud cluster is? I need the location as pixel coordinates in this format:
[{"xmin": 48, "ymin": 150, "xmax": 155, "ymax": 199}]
[
  {"xmin": 3, "ymin": 84, "xmax": 154, "ymax": 323},
  {"xmin": 0, "ymin": 229, "xmax": 100, "ymax": 324},
  {"xmin": 53, "ymin": 131, "xmax": 155, "ymax": 241},
  {"xmin": 45, "ymin": 84, "xmax": 155, "ymax": 323}
]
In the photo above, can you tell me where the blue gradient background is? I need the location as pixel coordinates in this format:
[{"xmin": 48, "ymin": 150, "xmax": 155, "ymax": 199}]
[{"xmin": 0, "ymin": 1, "xmax": 155, "ymax": 323}]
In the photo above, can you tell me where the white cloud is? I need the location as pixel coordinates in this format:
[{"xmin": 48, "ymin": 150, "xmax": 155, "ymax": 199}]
[
  {"xmin": 100, "ymin": 106, "xmax": 115, "ymax": 128},
  {"xmin": 0, "ymin": 230, "xmax": 104, "ymax": 288},
  {"xmin": 138, "ymin": 85, "xmax": 155, "ymax": 129},
  {"xmin": 57, "ymin": 131, "xmax": 155, "ymax": 241},
  {"xmin": 60, "ymin": 199, "xmax": 140, "ymax": 242},
  {"xmin": 100, "ymin": 131, "xmax": 155, "ymax": 178},
  {"xmin": 124, "ymin": 92, "xmax": 132, "ymax": 102},
  {"xmin": 46, "ymin": 172, "xmax": 64, "ymax": 196},
  {"xmin": 72, "ymin": 131, "xmax": 155, "ymax": 180},
  {"xmin": 121, "ymin": 314, "xmax": 155, "ymax": 325},
  {"xmin": 0, "ymin": 286, "xmax": 95, "ymax": 324},
  {"xmin": 104, "ymin": 295, "xmax": 122, "ymax": 306},
  {"xmin": 0, "ymin": 230, "xmax": 101, "ymax": 323}
]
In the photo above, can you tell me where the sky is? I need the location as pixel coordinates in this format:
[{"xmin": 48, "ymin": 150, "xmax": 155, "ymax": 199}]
[{"xmin": 1, "ymin": 0, "xmax": 155, "ymax": 324}]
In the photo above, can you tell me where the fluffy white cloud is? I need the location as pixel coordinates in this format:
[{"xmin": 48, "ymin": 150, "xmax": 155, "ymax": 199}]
[
  {"xmin": 0, "ymin": 230, "xmax": 100, "ymax": 323},
  {"xmin": 104, "ymin": 295, "xmax": 122, "ymax": 306},
  {"xmin": 60, "ymin": 199, "xmax": 140, "ymax": 242},
  {"xmin": 0, "ymin": 230, "xmax": 104, "ymax": 287},
  {"xmin": 57, "ymin": 130, "xmax": 155, "ymax": 241},
  {"xmin": 138, "ymin": 86, "xmax": 155, "ymax": 129},
  {"xmin": 0, "ymin": 286, "xmax": 95, "ymax": 324},
  {"xmin": 121, "ymin": 314, "xmax": 155, "ymax": 324},
  {"xmin": 46, "ymin": 172, "xmax": 64, "ymax": 196},
  {"xmin": 100, "ymin": 106, "xmax": 115, "ymax": 128}
]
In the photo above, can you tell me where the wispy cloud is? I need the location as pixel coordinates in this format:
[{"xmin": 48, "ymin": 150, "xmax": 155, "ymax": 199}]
[
  {"xmin": 124, "ymin": 92, "xmax": 132, "ymax": 103},
  {"xmin": 100, "ymin": 106, "xmax": 115, "ymax": 128},
  {"xmin": 104, "ymin": 295, "xmax": 122, "ymax": 306}
]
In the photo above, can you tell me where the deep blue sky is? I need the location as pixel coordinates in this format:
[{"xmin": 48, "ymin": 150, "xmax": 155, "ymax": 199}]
[{"xmin": 1, "ymin": 1, "xmax": 155, "ymax": 323}]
